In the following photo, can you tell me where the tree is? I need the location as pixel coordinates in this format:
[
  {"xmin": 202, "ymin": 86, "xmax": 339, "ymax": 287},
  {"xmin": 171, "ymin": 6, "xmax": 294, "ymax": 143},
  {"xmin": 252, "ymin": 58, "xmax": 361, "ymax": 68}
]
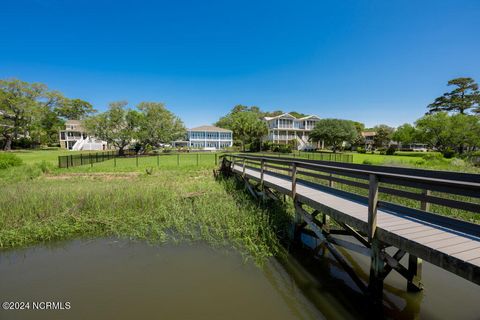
[
  {"xmin": 392, "ymin": 123, "xmax": 417, "ymax": 145},
  {"xmin": 84, "ymin": 101, "xmax": 141, "ymax": 155},
  {"xmin": 0, "ymin": 79, "xmax": 64, "ymax": 150},
  {"xmin": 427, "ymin": 77, "xmax": 480, "ymax": 114},
  {"xmin": 215, "ymin": 105, "xmax": 267, "ymax": 150},
  {"xmin": 55, "ymin": 98, "xmax": 96, "ymax": 120},
  {"xmin": 415, "ymin": 112, "xmax": 480, "ymax": 154},
  {"xmin": 351, "ymin": 121, "xmax": 365, "ymax": 147},
  {"xmin": 136, "ymin": 102, "xmax": 186, "ymax": 151},
  {"xmin": 373, "ymin": 124, "xmax": 394, "ymax": 148},
  {"xmin": 309, "ymin": 119, "xmax": 357, "ymax": 152},
  {"xmin": 229, "ymin": 111, "xmax": 267, "ymax": 151}
]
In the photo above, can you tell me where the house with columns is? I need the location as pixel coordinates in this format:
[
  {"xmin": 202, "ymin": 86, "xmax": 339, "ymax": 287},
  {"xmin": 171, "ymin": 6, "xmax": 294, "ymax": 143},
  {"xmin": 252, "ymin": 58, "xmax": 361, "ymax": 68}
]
[
  {"xmin": 172, "ymin": 125, "xmax": 233, "ymax": 150},
  {"xmin": 263, "ymin": 113, "xmax": 322, "ymax": 150}
]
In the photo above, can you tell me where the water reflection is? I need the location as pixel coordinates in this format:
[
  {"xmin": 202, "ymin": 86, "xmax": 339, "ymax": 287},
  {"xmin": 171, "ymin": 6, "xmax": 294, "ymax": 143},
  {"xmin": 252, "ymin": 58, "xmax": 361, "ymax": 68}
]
[{"xmin": 0, "ymin": 239, "xmax": 326, "ymax": 320}]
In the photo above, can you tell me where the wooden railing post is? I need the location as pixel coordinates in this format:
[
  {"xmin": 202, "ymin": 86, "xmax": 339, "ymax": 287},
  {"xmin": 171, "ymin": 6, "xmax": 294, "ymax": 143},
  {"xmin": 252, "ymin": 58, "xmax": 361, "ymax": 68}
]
[
  {"xmin": 368, "ymin": 174, "xmax": 379, "ymax": 241},
  {"xmin": 260, "ymin": 159, "xmax": 265, "ymax": 187},
  {"xmin": 421, "ymin": 189, "xmax": 431, "ymax": 212},
  {"xmin": 242, "ymin": 158, "xmax": 246, "ymax": 177},
  {"xmin": 292, "ymin": 162, "xmax": 297, "ymax": 199}
]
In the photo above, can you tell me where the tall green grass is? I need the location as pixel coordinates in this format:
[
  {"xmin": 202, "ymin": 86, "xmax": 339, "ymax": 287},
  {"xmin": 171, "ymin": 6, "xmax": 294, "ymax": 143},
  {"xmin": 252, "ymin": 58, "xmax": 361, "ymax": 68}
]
[{"xmin": 0, "ymin": 166, "xmax": 293, "ymax": 263}]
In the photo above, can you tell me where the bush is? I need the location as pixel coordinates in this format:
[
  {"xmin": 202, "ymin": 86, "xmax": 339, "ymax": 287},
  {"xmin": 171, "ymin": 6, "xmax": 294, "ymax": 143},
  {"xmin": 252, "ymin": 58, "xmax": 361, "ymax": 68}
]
[
  {"xmin": 386, "ymin": 146, "xmax": 396, "ymax": 155},
  {"xmin": 11, "ymin": 137, "xmax": 36, "ymax": 149},
  {"xmin": 357, "ymin": 147, "xmax": 366, "ymax": 154},
  {"xmin": 442, "ymin": 148, "xmax": 456, "ymax": 159},
  {"xmin": 362, "ymin": 159, "xmax": 373, "ymax": 165},
  {"xmin": 0, "ymin": 153, "xmax": 23, "ymax": 169}
]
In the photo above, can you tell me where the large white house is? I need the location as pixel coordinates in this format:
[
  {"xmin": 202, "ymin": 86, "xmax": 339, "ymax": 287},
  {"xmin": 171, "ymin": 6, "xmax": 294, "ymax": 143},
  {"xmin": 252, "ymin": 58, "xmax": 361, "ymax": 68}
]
[
  {"xmin": 172, "ymin": 125, "xmax": 233, "ymax": 150},
  {"xmin": 263, "ymin": 113, "xmax": 321, "ymax": 150},
  {"xmin": 59, "ymin": 120, "xmax": 107, "ymax": 151}
]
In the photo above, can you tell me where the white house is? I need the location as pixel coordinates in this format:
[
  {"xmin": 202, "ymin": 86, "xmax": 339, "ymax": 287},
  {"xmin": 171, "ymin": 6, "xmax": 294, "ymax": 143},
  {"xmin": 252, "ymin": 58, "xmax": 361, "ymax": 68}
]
[
  {"xmin": 59, "ymin": 120, "xmax": 107, "ymax": 151},
  {"xmin": 263, "ymin": 113, "xmax": 321, "ymax": 150},
  {"xmin": 172, "ymin": 125, "xmax": 233, "ymax": 150}
]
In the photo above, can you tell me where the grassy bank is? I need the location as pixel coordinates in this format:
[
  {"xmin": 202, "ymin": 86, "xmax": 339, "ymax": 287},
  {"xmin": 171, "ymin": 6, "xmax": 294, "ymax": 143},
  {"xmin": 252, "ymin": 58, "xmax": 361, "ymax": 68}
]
[{"xmin": 0, "ymin": 162, "xmax": 292, "ymax": 263}]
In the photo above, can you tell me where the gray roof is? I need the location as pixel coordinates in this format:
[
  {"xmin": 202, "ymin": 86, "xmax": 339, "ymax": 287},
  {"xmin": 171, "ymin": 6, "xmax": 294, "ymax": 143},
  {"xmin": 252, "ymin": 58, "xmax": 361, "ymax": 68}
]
[{"xmin": 189, "ymin": 125, "xmax": 232, "ymax": 132}]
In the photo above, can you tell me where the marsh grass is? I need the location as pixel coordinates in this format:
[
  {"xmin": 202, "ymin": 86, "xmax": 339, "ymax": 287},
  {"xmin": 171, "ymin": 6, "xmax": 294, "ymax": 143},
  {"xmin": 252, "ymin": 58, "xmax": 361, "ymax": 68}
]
[{"xmin": 0, "ymin": 165, "xmax": 293, "ymax": 264}]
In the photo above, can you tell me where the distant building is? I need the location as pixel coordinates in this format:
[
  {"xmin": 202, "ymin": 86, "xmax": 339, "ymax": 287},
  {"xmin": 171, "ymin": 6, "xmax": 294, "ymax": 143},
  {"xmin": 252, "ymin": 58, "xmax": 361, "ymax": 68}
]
[
  {"xmin": 361, "ymin": 131, "xmax": 376, "ymax": 150},
  {"xmin": 59, "ymin": 120, "xmax": 107, "ymax": 151},
  {"xmin": 263, "ymin": 113, "xmax": 321, "ymax": 150},
  {"xmin": 172, "ymin": 125, "xmax": 233, "ymax": 150}
]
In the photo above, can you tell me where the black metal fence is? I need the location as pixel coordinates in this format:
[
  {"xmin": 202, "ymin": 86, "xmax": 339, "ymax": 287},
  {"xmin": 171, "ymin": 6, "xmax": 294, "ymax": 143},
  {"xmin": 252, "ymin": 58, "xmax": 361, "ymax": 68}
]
[
  {"xmin": 58, "ymin": 151, "xmax": 117, "ymax": 168},
  {"xmin": 58, "ymin": 150, "xmax": 353, "ymax": 169}
]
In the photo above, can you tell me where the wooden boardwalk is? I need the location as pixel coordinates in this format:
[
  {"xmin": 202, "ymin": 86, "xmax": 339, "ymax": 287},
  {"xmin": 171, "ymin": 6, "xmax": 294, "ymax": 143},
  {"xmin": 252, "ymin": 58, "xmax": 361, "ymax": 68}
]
[{"xmin": 221, "ymin": 154, "xmax": 480, "ymax": 299}]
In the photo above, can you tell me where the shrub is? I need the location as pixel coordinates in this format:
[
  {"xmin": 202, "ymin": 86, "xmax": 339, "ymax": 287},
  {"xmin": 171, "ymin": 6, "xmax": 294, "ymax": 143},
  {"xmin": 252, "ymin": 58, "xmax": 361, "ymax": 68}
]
[
  {"xmin": 357, "ymin": 147, "xmax": 366, "ymax": 154},
  {"xmin": 386, "ymin": 146, "xmax": 396, "ymax": 155},
  {"xmin": 0, "ymin": 153, "xmax": 23, "ymax": 169},
  {"xmin": 442, "ymin": 148, "xmax": 456, "ymax": 159},
  {"xmin": 362, "ymin": 159, "xmax": 373, "ymax": 165}
]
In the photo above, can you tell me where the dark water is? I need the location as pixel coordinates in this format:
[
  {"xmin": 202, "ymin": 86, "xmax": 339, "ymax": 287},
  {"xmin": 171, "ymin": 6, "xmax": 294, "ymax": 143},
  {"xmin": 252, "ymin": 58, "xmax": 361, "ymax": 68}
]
[
  {"xmin": 1, "ymin": 237, "xmax": 479, "ymax": 320},
  {"xmin": 0, "ymin": 239, "xmax": 329, "ymax": 320}
]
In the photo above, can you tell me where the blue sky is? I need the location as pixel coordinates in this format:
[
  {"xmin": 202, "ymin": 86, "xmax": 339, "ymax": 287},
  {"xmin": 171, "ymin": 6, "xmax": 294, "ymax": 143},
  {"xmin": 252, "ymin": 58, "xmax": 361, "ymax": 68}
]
[{"xmin": 1, "ymin": 0, "xmax": 479, "ymax": 128}]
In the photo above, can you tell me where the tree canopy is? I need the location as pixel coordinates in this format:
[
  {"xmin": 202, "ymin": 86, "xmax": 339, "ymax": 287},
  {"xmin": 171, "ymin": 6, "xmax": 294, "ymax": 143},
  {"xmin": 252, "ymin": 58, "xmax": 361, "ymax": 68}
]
[
  {"xmin": 85, "ymin": 101, "xmax": 186, "ymax": 154},
  {"xmin": 309, "ymin": 119, "xmax": 358, "ymax": 152},
  {"xmin": 391, "ymin": 123, "xmax": 416, "ymax": 145},
  {"xmin": 427, "ymin": 77, "xmax": 480, "ymax": 114},
  {"xmin": 55, "ymin": 98, "xmax": 96, "ymax": 120},
  {"xmin": 0, "ymin": 79, "xmax": 79, "ymax": 149},
  {"xmin": 415, "ymin": 112, "xmax": 480, "ymax": 153}
]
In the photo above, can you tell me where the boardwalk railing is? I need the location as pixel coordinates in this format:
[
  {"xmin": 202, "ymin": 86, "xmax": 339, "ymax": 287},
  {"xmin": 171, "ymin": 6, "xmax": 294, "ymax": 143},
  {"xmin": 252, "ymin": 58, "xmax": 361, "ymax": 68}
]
[
  {"xmin": 221, "ymin": 153, "xmax": 480, "ymax": 299},
  {"xmin": 224, "ymin": 154, "xmax": 480, "ymax": 237}
]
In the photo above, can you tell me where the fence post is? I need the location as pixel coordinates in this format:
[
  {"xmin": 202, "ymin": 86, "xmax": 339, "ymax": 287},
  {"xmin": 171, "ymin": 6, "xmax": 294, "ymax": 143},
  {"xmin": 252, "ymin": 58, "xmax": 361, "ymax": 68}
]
[
  {"xmin": 291, "ymin": 162, "xmax": 297, "ymax": 199},
  {"xmin": 58, "ymin": 156, "xmax": 61, "ymax": 168},
  {"xmin": 66, "ymin": 156, "xmax": 69, "ymax": 169},
  {"xmin": 80, "ymin": 154, "xmax": 83, "ymax": 166},
  {"xmin": 96, "ymin": 153, "xmax": 98, "ymax": 163},
  {"xmin": 70, "ymin": 155, "xmax": 73, "ymax": 167},
  {"xmin": 215, "ymin": 153, "xmax": 218, "ymax": 166},
  {"xmin": 90, "ymin": 154, "xmax": 93, "ymax": 167},
  {"xmin": 368, "ymin": 174, "xmax": 379, "ymax": 241},
  {"xmin": 136, "ymin": 154, "xmax": 138, "ymax": 167},
  {"xmin": 177, "ymin": 154, "xmax": 179, "ymax": 166}
]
